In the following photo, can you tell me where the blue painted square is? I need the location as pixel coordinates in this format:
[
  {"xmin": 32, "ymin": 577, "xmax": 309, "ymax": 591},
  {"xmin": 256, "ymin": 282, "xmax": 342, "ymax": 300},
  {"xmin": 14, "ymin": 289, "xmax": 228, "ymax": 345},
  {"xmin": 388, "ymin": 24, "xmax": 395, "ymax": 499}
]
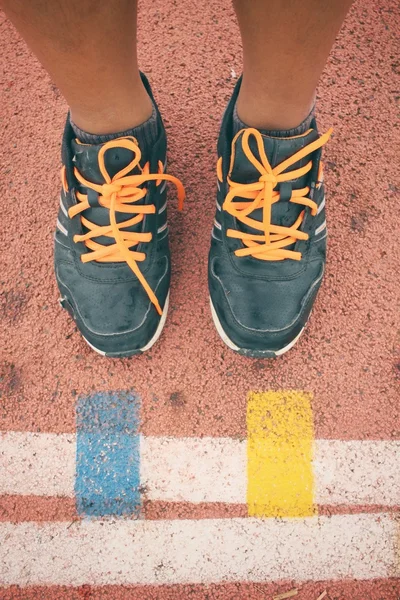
[{"xmin": 75, "ymin": 391, "xmax": 141, "ymax": 518}]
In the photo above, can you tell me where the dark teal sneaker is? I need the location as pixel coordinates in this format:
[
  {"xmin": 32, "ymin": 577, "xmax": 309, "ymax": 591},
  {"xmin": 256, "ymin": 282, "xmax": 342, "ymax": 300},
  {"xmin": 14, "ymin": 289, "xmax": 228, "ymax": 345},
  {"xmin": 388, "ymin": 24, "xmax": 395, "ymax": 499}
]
[
  {"xmin": 208, "ymin": 79, "xmax": 331, "ymax": 357},
  {"xmin": 54, "ymin": 75, "xmax": 184, "ymax": 357}
]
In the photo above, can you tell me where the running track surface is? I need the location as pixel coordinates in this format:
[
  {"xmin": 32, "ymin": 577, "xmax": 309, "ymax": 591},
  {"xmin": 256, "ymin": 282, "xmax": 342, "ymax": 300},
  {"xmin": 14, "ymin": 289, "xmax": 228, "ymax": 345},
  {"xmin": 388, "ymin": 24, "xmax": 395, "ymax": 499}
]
[{"xmin": 0, "ymin": 0, "xmax": 399, "ymax": 598}]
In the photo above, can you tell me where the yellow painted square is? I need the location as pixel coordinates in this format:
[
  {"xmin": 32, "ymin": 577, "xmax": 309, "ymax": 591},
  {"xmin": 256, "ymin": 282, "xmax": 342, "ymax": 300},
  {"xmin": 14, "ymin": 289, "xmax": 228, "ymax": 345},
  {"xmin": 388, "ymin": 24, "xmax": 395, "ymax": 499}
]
[{"xmin": 247, "ymin": 390, "xmax": 316, "ymax": 518}]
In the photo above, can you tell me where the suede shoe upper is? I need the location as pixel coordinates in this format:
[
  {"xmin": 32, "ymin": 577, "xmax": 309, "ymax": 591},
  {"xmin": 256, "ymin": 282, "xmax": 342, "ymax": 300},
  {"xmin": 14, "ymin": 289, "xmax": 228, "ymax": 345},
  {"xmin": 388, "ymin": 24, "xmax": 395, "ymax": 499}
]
[
  {"xmin": 54, "ymin": 73, "xmax": 184, "ymax": 356},
  {"xmin": 209, "ymin": 77, "xmax": 330, "ymax": 355}
]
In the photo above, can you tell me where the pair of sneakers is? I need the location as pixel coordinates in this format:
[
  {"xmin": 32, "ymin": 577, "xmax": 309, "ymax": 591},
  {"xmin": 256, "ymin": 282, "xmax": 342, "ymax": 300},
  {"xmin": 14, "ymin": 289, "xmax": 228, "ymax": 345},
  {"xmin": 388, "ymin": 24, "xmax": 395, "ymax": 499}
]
[{"xmin": 55, "ymin": 74, "xmax": 331, "ymax": 358}]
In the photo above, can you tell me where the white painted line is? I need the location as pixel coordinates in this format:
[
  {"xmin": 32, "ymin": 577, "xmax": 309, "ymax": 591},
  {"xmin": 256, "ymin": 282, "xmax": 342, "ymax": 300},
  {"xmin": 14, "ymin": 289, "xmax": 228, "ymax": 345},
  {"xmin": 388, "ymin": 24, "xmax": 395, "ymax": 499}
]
[
  {"xmin": 314, "ymin": 440, "xmax": 400, "ymax": 505},
  {"xmin": 1, "ymin": 433, "xmax": 399, "ymax": 506},
  {"xmin": 0, "ymin": 432, "xmax": 75, "ymax": 496},
  {"xmin": 0, "ymin": 514, "xmax": 397, "ymax": 585},
  {"xmin": 141, "ymin": 436, "xmax": 246, "ymax": 503}
]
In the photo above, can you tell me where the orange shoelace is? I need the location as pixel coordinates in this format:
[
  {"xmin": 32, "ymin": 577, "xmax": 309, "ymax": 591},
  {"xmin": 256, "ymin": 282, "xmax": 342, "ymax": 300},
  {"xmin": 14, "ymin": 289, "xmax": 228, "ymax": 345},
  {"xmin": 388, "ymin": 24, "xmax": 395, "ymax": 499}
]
[
  {"xmin": 65, "ymin": 137, "xmax": 185, "ymax": 315},
  {"xmin": 222, "ymin": 127, "xmax": 332, "ymax": 261}
]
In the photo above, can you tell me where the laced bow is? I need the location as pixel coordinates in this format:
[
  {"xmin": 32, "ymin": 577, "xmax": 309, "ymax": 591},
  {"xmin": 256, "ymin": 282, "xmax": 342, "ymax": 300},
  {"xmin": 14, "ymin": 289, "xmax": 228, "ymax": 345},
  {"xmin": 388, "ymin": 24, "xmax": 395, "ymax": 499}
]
[
  {"xmin": 67, "ymin": 137, "xmax": 185, "ymax": 315},
  {"xmin": 223, "ymin": 128, "xmax": 332, "ymax": 261}
]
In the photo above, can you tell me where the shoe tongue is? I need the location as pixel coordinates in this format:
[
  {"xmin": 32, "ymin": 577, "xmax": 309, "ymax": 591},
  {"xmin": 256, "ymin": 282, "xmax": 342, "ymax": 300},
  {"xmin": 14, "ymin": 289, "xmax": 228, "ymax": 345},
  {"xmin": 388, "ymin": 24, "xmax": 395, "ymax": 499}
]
[
  {"xmin": 230, "ymin": 128, "xmax": 319, "ymax": 184},
  {"xmin": 229, "ymin": 128, "xmax": 319, "ymax": 243},
  {"xmin": 71, "ymin": 137, "xmax": 147, "ymax": 247},
  {"xmin": 71, "ymin": 136, "xmax": 143, "ymax": 183}
]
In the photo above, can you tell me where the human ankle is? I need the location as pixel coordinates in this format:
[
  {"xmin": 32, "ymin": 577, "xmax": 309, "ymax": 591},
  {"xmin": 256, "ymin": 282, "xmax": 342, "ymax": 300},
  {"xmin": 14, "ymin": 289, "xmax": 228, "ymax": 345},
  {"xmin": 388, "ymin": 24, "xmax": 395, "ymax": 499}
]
[
  {"xmin": 236, "ymin": 85, "xmax": 316, "ymax": 132},
  {"xmin": 70, "ymin": 84, "xmax": 153, "ymax": 136}
]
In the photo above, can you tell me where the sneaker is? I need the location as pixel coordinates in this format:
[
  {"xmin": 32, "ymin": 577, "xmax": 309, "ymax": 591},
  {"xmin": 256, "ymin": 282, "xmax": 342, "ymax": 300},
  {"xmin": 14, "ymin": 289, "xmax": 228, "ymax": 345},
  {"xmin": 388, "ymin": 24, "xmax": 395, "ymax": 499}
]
[
  {"xmin": 208, "ymin": 78, "xmax": 331, "ymax": 357},
  {"xmin": 54, "ymin": 74, "xmax": 185, "ymax": 357}
]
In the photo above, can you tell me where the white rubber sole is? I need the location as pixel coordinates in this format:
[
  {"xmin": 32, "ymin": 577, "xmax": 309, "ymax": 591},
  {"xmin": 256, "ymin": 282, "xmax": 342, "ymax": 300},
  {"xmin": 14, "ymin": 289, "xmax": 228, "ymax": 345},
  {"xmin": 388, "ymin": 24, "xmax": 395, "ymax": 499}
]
[
  {"xmin": 209, "ymin": 297, "xmax": 304, "ymax": 358},
  {"xmin": 81, "ymin": 293, "xmax": 170, "ymax": 357}
]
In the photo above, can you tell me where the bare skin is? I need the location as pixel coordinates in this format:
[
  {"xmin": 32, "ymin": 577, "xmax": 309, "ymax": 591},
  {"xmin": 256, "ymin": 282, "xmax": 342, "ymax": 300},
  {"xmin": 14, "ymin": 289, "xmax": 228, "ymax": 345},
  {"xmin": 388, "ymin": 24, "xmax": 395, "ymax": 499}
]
[
  {"xmin": 233, "ymin": 0, "xmax": 353, "ymax": 130},
  {"xmin": 1, "ymin": 0, "xmax": 352, "ymax": 134},
  {"xmin": 1, "ymin": 0, "xmax": 152, "ymax": 134}
]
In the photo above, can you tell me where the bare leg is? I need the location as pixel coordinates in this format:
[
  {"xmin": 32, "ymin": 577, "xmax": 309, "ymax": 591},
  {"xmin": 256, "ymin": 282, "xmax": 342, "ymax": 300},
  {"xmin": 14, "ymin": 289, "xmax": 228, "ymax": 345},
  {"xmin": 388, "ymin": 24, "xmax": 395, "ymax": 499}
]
[
  {"xmin": 1, "ymin": 0, "xmax": 152, "ymax": 134},
  {"xmin": 233, "ymin": 0, "xmax": 353, "ymax": 130}
]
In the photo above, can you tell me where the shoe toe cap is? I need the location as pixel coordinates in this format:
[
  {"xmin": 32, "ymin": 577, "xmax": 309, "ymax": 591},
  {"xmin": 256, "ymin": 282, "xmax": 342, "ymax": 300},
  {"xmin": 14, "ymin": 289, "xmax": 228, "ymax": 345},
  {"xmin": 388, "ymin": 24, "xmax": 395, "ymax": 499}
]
[
  {"xmin": 209, "ymin": 257, "xmax": 324, "ymax": 353},
  {"xmin": 56, "ymin": 261, "xmax": 169, "ymax": 355}
]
